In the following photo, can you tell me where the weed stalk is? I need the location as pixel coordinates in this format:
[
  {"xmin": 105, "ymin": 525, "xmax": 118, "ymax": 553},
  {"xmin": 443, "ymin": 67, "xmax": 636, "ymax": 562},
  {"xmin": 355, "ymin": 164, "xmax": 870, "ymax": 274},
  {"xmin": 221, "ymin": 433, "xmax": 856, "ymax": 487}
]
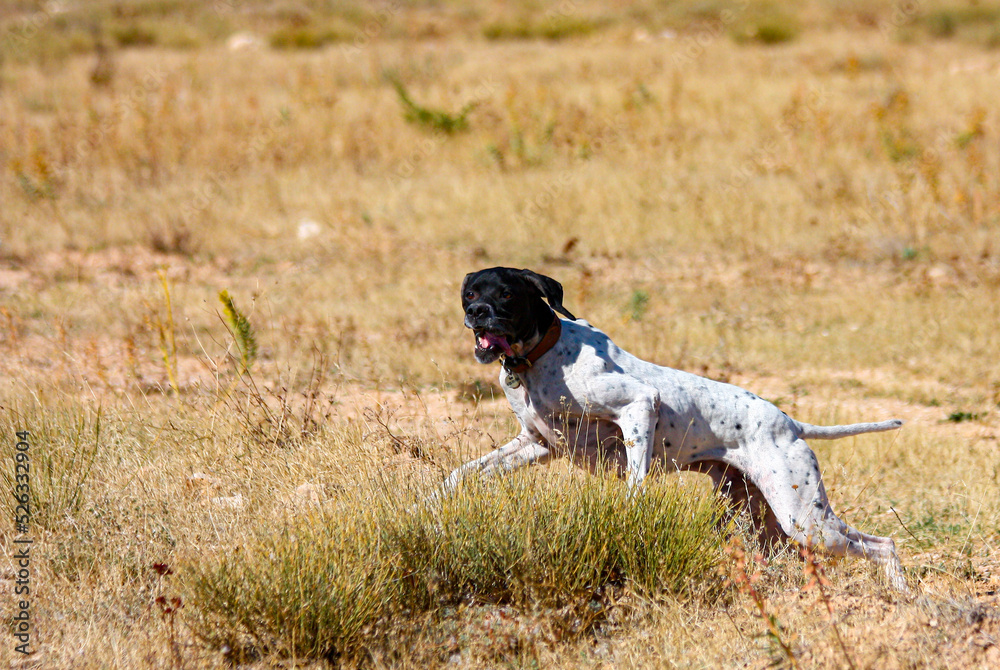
[
  {"xmin": 800, "ymin": 546, "xmax": 857, "ymax": 670},
  {"xmin": 152, "ymin": 562, "xmax": 186, "ymax": 669},
  {"xmin": 723, "ymin": 536, "xmax": 798, "ymax": 668},
  {"xmin": 155, "ymin": 270, "xmax": 181, "ymax": 394},
  {"xmin": 218, "ymin": 289, "xmax": 257, "ymax": 376}
]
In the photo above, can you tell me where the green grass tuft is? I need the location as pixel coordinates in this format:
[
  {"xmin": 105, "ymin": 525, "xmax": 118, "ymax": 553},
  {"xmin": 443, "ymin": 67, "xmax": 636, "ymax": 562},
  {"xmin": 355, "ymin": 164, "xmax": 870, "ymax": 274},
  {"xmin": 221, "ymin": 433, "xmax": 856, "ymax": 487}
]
[
  {"xmin": 733, "ymin": 10, "xmax": 800, "ymax": 46},
  {"xmin": 946, "ymin": 411, "xmax": 981, "ymax": 423},
  {"xmin": 388, "ymin": 75, "xmax": 476, "ymax": 134},
  {"xmin": 628, "ymin": 289, "xmax": 650, "ymax": 322}
]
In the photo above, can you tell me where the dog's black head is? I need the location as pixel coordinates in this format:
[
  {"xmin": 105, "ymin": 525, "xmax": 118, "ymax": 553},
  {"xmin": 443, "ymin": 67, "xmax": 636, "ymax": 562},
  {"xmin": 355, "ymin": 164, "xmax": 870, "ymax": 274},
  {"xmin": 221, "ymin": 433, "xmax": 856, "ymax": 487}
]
[{"xmin": 461, "ymin": 267, "xmax": 576, "ymax": 364}]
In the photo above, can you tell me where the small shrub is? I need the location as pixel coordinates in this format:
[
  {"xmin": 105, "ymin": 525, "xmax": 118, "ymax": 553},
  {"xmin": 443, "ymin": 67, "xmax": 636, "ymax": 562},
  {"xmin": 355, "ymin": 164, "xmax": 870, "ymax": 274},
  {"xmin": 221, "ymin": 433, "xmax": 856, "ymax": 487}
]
[
  {"xmin": 483, "ymin": 17, "xmax": 608, "ymax": 41},
  {"xmin": 112, "ymin": 24, "xmax": 159, "ymax": 47},
  {"xmin": 733, "ymin": 12, "xmax": 800, "ymax": 46},
  {"xmin": 186, "ymin": 509, "xmax": 396, "ymax": 662},
  {"xmin": 753, "ymin": 20, "xmax": 798, "ymax": 45},
  {"xmin": 15, "ymin": 171, "xmax": 55, "ymax": 201},
  {"xmin": 926, "ymin": 11, "xmax": 957, "ymax": 38},
  {"xmin": 881, "ymin": 129, "xmax": 921, "ymax": 162},
  {"xmin": 918, "ymin": 6, "xmax": 1000, "ymax": 45},
  {"xmin": 386, "ymin": 472, "xmax": 721, "ymax": 604},
  {"xmin": 269, "ymin": 26, "xmax": 347, "ymax": 50},
  {"xmin": 987, "ymin": 25, "xmax": 1000, "ymax": 49}
]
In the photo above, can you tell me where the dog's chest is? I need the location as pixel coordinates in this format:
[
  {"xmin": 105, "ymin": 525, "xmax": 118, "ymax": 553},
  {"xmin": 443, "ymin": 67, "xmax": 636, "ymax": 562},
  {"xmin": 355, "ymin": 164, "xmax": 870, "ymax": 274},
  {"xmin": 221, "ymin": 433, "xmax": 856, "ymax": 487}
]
[
  {"xmin": 499, "ymin": 369, "xmax": 566, "ymax": 441},
  {"xmin": 501, "ymin": 370, "xmax": 538, "ymax": 418}
]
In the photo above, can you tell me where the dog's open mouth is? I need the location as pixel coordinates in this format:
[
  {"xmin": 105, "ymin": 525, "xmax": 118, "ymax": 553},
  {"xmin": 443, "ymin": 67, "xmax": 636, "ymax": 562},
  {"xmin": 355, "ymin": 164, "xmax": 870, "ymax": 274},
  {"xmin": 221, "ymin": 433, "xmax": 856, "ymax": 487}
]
[{"xmin": 474, "ymin": 330, "xmax": 515, "ymax": 357}]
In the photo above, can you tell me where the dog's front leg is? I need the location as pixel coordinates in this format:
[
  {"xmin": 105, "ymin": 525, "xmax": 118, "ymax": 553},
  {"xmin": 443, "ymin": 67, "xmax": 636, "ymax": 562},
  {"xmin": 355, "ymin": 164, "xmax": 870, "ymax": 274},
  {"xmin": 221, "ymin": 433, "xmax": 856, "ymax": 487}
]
[
  {"xmin": 440, "ymin": 431, "xmax": 550, "ymax": 495},
  {"xmin": 587, "ymin": 379, "xmax": 661, "ymax": 489},
  {"xmin": 619, "ymin": 395, "xmax": 660, "ymax": 489}
]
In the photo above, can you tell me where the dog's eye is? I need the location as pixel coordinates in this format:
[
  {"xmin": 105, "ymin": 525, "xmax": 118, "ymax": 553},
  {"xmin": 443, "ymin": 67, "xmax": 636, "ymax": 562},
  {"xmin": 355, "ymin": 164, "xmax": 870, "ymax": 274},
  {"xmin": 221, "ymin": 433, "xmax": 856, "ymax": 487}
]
[
  {"xmin": 502, "ymin": 291, "xmax": 513, "ymax": 300},
  {"xmin": 464, "ymin": 291, "xmax": 476, "ymax": 301}
]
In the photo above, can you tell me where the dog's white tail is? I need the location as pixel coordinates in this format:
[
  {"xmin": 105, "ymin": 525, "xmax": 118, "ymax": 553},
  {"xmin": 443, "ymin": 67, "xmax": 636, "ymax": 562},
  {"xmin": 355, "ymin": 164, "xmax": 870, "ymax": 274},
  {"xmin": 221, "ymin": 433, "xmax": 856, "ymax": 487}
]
[{"xmin": 795, "ymin": 419, "xmax": 903, "ymax": 440}]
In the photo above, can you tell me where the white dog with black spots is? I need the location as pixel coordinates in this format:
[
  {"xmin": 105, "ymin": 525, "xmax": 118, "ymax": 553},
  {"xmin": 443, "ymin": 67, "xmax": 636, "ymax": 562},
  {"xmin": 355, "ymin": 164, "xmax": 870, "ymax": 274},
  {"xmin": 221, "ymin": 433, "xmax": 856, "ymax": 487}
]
[{"xmin": 445, "ymin": 267, "xmax": 908, "ymax": 591}]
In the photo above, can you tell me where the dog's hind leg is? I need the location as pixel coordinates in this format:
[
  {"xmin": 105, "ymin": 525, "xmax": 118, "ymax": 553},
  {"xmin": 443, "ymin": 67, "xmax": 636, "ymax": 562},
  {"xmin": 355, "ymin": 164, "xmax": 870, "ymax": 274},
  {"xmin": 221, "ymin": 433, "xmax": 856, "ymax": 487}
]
[
  {"xmin": 745, "ymin": 438, "xmax": 907, "ymax": 591},
  {"xmin": 686, "ymin": 460, "xmax": 787, "ymax": 550}
]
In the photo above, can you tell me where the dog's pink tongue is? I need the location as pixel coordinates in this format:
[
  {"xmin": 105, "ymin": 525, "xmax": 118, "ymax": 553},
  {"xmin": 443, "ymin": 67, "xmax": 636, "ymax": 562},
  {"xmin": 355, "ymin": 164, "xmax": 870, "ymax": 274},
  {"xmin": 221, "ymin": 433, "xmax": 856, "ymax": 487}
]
[{"xmin": 479, "ymin": 332, "xmax": 514, "ymax": 356}]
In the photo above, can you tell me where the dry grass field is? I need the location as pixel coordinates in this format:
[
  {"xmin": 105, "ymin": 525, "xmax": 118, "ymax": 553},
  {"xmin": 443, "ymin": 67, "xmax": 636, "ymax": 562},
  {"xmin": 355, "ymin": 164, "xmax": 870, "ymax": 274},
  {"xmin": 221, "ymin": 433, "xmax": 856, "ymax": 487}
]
[{"xmin": 2, "ymin": 0, "xmax": 1000, "ymax": 667}]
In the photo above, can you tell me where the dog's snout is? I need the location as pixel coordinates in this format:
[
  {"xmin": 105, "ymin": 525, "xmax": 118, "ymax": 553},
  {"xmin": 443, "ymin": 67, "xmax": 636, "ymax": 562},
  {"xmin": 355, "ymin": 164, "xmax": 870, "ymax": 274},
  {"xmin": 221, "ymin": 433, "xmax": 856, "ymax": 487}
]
[{"xmin": 466, "ymin": 302, "xmax": 493, "ymax": 321}]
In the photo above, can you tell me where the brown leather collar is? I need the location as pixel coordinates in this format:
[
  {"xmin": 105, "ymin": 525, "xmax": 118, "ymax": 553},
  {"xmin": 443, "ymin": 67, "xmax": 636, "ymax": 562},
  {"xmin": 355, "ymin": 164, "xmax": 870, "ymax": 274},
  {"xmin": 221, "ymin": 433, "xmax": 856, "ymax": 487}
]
[{"xmin": 502, "ymin": 313, "xmax": 562, "ymax": 375}]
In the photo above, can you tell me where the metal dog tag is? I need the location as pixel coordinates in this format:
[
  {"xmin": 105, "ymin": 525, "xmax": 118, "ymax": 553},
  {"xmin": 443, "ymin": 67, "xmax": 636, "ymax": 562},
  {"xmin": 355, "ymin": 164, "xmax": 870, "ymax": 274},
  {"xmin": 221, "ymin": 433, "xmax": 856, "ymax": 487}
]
[{"xmin": 505, "ymin": 371, "xmax": 521, "ymax": 389}]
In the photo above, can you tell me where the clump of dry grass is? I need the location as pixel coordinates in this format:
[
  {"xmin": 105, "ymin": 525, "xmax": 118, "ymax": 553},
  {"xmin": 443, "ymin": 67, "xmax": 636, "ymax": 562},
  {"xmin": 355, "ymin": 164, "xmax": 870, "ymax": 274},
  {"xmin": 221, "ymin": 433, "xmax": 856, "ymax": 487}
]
[
  {"xmin": 0, "ymin": 401, "xmax": 102, "ymax": 530},
  {"xmin": 186, "ymin": 504, "xmax": 395, "ymax": 663},
  {"xmin": 184, "ymin": 469, "xmax": 723, "ymax": 663}
]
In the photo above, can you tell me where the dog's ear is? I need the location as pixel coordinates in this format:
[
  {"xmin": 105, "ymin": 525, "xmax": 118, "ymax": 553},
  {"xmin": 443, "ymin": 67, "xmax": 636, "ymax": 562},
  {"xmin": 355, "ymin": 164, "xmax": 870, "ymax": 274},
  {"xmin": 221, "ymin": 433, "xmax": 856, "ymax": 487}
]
[{"xmin": 519, "ymin": 269, "xmax": 576, "ymax": 320}]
